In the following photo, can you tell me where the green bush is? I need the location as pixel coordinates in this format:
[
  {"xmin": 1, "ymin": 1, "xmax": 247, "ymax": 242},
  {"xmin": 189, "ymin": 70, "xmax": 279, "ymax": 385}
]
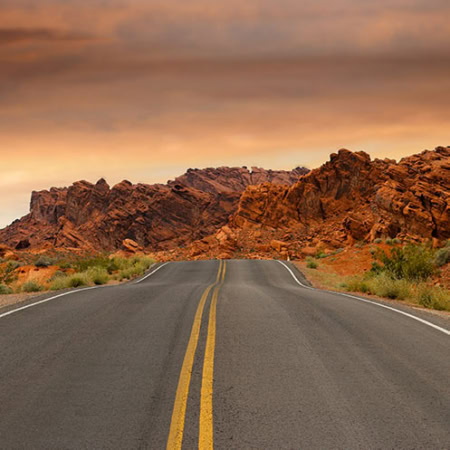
[
  {"xmin": 385, "ymin": 238, "xmax": 393, "ymax": 245},
  {"xmin": 374, "ymin": 238, "xmax": 383, "ymax": 244},
  {"xmin": 434, "ymin": 246, "xmax": 450, "ymax": 267},
  {"xmin": 306, "ymin": 257, "xmax": 318, "ymax": 269},
  {"xmin": 86, "ymin": 267, "xmax": 109, "ymax": 285},
  {"xmin": 22, "ymin": 281, "xmax": 43, "ymax": 293},
  {"xmin": 0, "ymin": 284, "xmax": 13, "ymax": 295},
  {"xmin": 393, "ymin": 238, "xmax": 401, "ymax": 244},
  {"xmin": 375, "ymin": 244, "xmax": 434, "ymax": 281},
  {"xmin": 35, "ymin": 256, "xmax": 54, "ymax": 267}
]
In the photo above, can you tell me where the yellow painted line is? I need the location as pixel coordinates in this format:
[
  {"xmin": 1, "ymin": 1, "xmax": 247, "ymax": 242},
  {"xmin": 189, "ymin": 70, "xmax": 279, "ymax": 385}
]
[
  {"xmin": 166, "ymin": 260, "xmax": 223, "ymax": 450},
  {"xmin": 199, "ymin": 261, "xmax": 227, "ymax": 450}
]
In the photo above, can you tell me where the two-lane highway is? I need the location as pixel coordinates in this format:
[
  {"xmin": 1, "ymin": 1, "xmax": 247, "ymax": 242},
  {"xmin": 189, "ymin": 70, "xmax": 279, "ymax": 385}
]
[{"xmin": 0, "ymin": 260, "xmax": 449, "ymax": 449}]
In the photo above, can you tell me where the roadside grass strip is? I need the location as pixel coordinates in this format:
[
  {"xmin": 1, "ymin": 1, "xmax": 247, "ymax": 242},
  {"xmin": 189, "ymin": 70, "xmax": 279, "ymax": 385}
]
[{"xmin": 277, "ymin": 260, "xmax": 450, "ymax": 336}]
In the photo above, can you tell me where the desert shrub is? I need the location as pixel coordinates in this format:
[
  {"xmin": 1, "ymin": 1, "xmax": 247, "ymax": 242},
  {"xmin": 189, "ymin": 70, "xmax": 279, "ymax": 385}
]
[
  {"xmin": 35, "ymin": 256, "xmax": 54, "ymax": 267},
  {"xmin": 306, "ymin": 257, "xmax": 318, "ymax": 269},
  {"xmin": 345, "ymin": 277, "xmax": 370, "ymax": 294},
  {"xmin": 335, "ymin": 248, "xmax": 344, "ymax": 254},
  {"xmin": 119, "ymin": 268, "xmax": 134, "ymax": 280},
  {"xmin": 434, "ymin": 246, "xmax": 450, "ymax": 267},
  {"xmin": 355, "ymin": 241, "xmax": 366, "ymax": 248},
  {"xmin": 68, "ymin": 274, "xmax": 89, "ymax": 288},
  {"xmin": 74, "ymin": 255, "xmax": 111, "ymax": 272},
  {"xmin": 385, "ymin": 238, "xmax": 393, "ymax": 245},
  {"xmin": 375, "ymin": 244, "xmax": 434, "ymax": 281},
  {"xmin": 117, "ymin": 256, "xmax": 154, "ymax": 280},
  {"xmin": 368, "ymin": 274, "xmax": 411, "ymax": 300},
  {"xmin": 345, "ymin": 273, "xmax": 411, "ymax": 300},
  {"xmin": 135, "ymin": 257, "xmax": 153, "ymax": 272},
  {"xmin": 374, "ymin": 238, "xmax": 383, "ymax": 244},
  {"xmin": 106, "ymin": 259, "xmax": 120, "ymax": 274},
  {"xmin": 58, "ymin": 261, "xmax": 73, "ymax": 269},
  {"xmin": 50, "ymin": 277, "xmax": 70, "ymax": 291},
  {"xmin": 392, "ymin": 238, "xmax": 401, "ymax": 244},
  {"xmin": 6, "ymin": 261, "xmax": 20, "ymax": 272},
  {"xmin": 22, "ymin": 281, "xmax": 43, "ymax": 293},
  {"xmin": 0, "ymin": 284, "xmax": 12, "ymax": 295},
  {"xmin": 86, "ymin": 267, "xmax": 109, "ymax": 285},
  {"xmin": 416, "ymin": 285, "xmax": 449, "ymax": 311},
  {"xmin": 49, "ymin": 271, "xmax": 67, "ymax": 281},
  {"xmin": 370, "ymin": 261, "xmax": 384, "ymax": 274},
  {"xmin": 315, "ymin": 251, "xmax": 327, "ymax": 259}
]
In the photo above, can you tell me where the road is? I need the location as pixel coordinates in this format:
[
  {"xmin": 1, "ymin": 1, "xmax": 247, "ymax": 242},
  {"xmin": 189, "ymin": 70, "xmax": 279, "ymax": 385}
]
[{"xmin": 0, "ymin": 260, "xmax": 449, "ymax": 449}]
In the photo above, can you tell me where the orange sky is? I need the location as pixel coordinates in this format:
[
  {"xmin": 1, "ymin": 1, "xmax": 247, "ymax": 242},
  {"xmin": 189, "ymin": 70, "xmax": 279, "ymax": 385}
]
[{"xmin": 1, "ymin": 0, "xmax": 450, "ymax": 228}]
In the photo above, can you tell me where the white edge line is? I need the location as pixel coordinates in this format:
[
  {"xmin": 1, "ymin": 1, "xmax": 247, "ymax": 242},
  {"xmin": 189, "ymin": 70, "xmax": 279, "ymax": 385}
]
[
  {"xmin": 276, "ymin": 260, "xmax": 314, "ymax": 290},
  {"xmin": 277, "ymin": 260, "xmax": 450, "ymax": 336},
  {"xmin": 0, "ymin": 285, "xmax": 106, "ymax": 320},
  {"xmin": 135, "ymin": 262, "xmax": 169, "ymax": 284},
  {"xmin": 0, "ymin": 261, "xmax": 170, "ymax": 320}
]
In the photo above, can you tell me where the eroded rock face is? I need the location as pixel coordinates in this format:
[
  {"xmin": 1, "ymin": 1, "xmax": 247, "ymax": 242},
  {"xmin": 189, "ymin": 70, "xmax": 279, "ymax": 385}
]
[
  {"xmin": 0, "ymin": 167, "xmax": 307, "ymax": 251},
  {"xmin": 233, "ymin": 147, "xmax": 450, "ymax": 244}
]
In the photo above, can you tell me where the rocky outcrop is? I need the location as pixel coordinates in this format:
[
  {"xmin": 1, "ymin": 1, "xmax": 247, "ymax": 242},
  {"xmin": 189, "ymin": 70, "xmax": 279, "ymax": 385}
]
[
  {"xmin": 232, "ymin": 146, "xmax": 450, "ymax": 245},
  {"xmin": 155, "ymin": 146, "xmax": 449, "ymax": 262},
  {"xmin": 0, "ymin": 166, "xmax": 307, "ymax": 252}
]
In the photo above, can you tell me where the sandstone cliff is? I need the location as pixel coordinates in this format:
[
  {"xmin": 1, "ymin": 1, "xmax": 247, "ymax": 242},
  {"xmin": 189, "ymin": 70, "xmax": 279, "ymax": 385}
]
[{"xmin": 0, "ymin": 166, "xmax": 308, "ymax": 251}]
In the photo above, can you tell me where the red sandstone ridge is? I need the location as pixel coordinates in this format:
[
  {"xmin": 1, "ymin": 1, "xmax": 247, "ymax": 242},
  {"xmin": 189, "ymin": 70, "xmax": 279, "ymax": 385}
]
[
  {"xmin": 159, "ymin": 146, "xmax": 449, "ymax": 261},
  {"xmin": 231, "ymin": 146, "xmax": 450, "ymax": 246},
  {"xmin": 0, "ymin": 166, "xmax": 308, "ymax": 251}
]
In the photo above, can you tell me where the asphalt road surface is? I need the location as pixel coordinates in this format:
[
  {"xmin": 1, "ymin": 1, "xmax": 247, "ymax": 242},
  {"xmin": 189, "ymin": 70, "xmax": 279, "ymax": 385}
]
[{"xmin": 0, "ymin": 260, "xmax": 449, "ymax": 449}]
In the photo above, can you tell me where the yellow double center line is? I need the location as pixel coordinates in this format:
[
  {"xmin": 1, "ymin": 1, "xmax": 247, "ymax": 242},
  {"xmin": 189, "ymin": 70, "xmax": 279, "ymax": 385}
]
[{"xmin": 166, "ymin": 260, "xmax": 226, "ymax": 450}]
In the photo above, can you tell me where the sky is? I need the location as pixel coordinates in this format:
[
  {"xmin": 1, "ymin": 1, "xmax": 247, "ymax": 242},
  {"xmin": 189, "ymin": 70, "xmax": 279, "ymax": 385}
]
[{"xmin": 1, "ymin": 0, "xmax": 450, "ymax": 228}]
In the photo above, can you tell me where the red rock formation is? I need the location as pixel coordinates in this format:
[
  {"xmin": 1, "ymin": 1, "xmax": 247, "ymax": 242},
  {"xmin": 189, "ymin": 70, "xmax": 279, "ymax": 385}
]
[
  {"xmin": 0, "ymin": 167, "xmax": 307, "ymax": 252},
  {"xmin": 232, "ymin": 146, "xmax": 450, "ymax": 247},
  {"xmin": 155, "ymin": 146, "xmax": 449, "ymax": 262}
]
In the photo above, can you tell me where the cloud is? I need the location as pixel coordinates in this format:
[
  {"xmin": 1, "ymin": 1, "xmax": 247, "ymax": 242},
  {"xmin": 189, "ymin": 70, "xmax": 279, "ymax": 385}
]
[
  {"xmin": 0, "ymin": 0, "xmax": 449, "ymax": 228},
  {"xmin": 0, "ymin": 27, "xmax": 91, "ymax": 45}
]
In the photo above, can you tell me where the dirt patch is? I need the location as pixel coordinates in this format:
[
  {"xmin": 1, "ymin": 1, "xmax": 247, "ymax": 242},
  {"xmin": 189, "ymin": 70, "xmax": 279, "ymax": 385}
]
[{"xmin": 0, "ymin": 292, "xmax": 44, "ymax": 310}]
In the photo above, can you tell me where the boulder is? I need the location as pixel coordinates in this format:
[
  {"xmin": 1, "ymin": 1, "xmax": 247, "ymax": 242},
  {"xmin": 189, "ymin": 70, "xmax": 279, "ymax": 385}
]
[{"xmin": 122, "ymin": 238, "xmax": 143, "ymax": 253}]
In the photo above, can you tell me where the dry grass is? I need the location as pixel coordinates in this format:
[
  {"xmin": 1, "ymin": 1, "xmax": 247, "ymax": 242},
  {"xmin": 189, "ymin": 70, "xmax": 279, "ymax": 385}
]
[{"xmin": 295, "ymin": 261, "xmax": 450, "ymax": 312}]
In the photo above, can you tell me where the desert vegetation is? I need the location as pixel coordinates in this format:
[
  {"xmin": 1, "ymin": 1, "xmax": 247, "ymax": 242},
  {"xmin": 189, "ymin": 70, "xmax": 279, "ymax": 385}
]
[
  {"xmin": 0, "ymin": 252, "xmax": 154, "ymax": 295},
  {"xmin": 299, "ymin": 241, "xmax": 449, "ymax": 312},
  {"xmin": 341, "ymin": 243, "xmax": 449, "ymax": 311}
]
